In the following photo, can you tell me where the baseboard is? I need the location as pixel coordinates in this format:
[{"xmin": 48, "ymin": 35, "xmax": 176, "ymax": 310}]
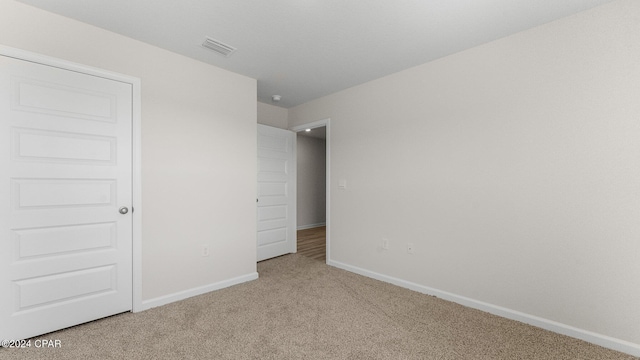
[
  {"xmin": 139, "ymin": 272, "xmax": 259, "ymax": 311},
  {"xmin": 296, "ymin": 222, "xmax": 326, "ymax": 230},
  {"xmin": 327, "ymin": 260, "xmax": 640, "ymax": 357}
]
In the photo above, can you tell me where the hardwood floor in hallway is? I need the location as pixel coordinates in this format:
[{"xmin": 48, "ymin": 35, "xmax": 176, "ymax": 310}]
[{"xmin": 296, "ymin": 226, "xmax": 326, "ymax": 262}]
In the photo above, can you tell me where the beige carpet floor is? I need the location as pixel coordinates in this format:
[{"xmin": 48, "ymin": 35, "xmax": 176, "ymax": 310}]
[{"xmin": 0, "ymin": 254, "xmax": 636, "ymax": 360}]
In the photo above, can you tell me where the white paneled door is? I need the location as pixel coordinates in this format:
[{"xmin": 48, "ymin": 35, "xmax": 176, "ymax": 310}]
[
  {"xmin": 257, "ymin": 125, "xmax": 295, "ymax": 261},
  {"xmin": 0, "ymin": 54, "xmax": 133, "ymax": 340}
]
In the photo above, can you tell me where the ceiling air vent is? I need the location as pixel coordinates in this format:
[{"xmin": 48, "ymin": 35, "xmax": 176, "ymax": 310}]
[{"xmin": 202, "ymin": 37, "xmax": 236, "ymax": 57}]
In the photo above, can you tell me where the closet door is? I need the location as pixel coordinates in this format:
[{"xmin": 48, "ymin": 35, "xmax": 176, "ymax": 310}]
[{"xmin": 0, "ymin": 54, "xmax": 133, "ymax": 340}]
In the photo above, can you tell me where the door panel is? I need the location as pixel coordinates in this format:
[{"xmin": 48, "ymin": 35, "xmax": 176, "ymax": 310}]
[
  {"xmin": 13, "ymin": 222, "xmax": 116, "ymax": 259},
  {"xmin": 257, "ymin": 125, "xmax": 295, "ymax": 261},
  {"xmin": 0, "ymin": 54, "xmax": 132, "ymax": 340},
  {"xmin": 13, "ymin": 127, "xmax": 116, "ymax": 164},
  {"xmin": 15, "ymin": 265, "xmax": 116, "ymax": 310}
]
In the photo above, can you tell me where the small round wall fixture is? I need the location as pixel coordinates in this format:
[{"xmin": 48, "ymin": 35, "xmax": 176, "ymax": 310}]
[{"xmin": 272, "ymin": 95, "xmax": 282, "ymax": 102}]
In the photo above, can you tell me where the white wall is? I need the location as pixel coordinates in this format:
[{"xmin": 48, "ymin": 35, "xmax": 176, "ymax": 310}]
[
  {"xmin": 257, "ymin": 101, "xmax": 288, "ymax": 129},
  {"xmin": 289, "ymin": 0, "xmax": 640, "ymax": 352},
  {"xmin": 297, "ymin": 135, "xmax": 326, "ymax": 229},
  {"xmin": 0, "ymin": 0, "xmax": 258, "ymax": 302}
]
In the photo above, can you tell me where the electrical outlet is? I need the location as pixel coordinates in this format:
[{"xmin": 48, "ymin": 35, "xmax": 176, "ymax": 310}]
[
  {"xmin": 202, "ymin": 245, "xmax": 210, "ymax": 257},
  {"xmin": 407, "ymin": 243, "xmax": 414, "ymax": 254},
  {"xmin": 381, "ymin": 238, "xmax": 389, "ymax": 250}
]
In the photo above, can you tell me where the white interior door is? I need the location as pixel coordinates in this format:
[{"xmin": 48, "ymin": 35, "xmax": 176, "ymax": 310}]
[
  {"xmin": 257, "ymin": 124, "xmax": 295, "ymax": 261},
  {"xmin": 0, "ymin": 54, "xmax": 133, "ymax": 340}
]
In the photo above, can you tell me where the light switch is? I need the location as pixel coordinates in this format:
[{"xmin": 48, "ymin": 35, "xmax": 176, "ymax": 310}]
[{"xmin": 338, "ymin": 179, "xmax": 347, "ymax": 190}]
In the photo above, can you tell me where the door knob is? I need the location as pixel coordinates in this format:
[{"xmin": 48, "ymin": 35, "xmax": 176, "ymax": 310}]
[{"xmin": 119, "ymin": 206, "xmax": 129, "ymax": 215}]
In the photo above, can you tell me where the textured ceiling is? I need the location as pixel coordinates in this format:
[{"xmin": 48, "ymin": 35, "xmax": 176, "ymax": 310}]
[{"xmin": 19, "ymin": 0, "xmax": 616, "ymax": 108}]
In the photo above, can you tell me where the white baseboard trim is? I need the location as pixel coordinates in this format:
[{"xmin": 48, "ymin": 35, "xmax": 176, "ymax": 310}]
[
  {"xmin": 297, "ymin": 222, "xmax": 326, "ymax": 231},
  {"xmin": 327, "ymin": 260, "xmax": 640, "ymax": 357},
  {"xmin": 139, "ymin": 272, "xmax": 259, "ymax": 311}
]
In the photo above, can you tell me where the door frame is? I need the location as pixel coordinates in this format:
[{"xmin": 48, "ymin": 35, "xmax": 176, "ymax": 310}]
[
  {"xmin": 290, "ymin": 118, "xmax": 331, "ymax": 263},
  {"xmin": 0, "ymin": 45, "xmax": 143, "ymax": 312}
]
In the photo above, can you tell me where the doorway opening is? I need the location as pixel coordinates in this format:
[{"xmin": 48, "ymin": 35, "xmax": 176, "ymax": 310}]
[{"xmin": 291, "ymin": 119, "xmax": 330, "ymax": 263}]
